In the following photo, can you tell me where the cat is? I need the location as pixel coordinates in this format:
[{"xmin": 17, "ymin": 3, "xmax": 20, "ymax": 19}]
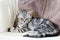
[
  {"xmin": 8, "ymin": 10, "xmax": 33, "ymax": 32},
  {"xmin": 8, "ymin": 10, "xmax": 60, "ymax": 38}
]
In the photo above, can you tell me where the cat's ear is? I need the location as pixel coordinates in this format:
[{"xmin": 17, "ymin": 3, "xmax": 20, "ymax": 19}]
[
  {"xmin": 28, "ymin": 10, "xmax": 33, "ymax": 16},
  {"xmin": 17, "ymin": 10, "xmax": 22, "ymax": 16}
]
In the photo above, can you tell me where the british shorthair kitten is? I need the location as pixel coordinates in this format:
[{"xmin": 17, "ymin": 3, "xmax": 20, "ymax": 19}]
[{"xmin": 8, "ymin": 10, "xmax": 60, "ymax": 38}]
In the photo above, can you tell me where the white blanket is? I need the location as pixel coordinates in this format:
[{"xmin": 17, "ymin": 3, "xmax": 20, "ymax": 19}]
[{"xmin": 0, "ymin": 32, "xmax": 60, "ymax": 40}]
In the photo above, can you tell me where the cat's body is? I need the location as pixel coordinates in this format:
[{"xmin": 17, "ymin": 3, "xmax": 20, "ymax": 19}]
[
  {"xmin": 8, "ymin": 10, "xmax": 60, "ymax": 38},
  {"xmin": 23, "ymin": 18, "xmax": 60, "ymax": 38}
]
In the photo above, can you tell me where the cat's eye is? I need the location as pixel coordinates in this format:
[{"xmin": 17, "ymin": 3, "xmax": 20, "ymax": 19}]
[{"xmin": 26, "ymin": 19, "xmax": 28, "ymax": 20}]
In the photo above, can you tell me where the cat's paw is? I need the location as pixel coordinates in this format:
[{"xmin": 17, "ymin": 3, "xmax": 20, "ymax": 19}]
[
  {"xmin": 8, "ymin": 27, "xmax": 19, "ymax": 33},
  {"xmin": 8, "ymin": 27, "xmax": 14, "ymax": 32}
]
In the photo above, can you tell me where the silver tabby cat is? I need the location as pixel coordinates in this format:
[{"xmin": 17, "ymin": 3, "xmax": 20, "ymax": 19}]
[{"xmin": 8, "ymin": 10, "xmax": 60, "ymax": 38}]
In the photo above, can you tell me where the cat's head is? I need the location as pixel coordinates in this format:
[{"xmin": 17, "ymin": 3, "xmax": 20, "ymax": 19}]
[{"xmin": 17, "ymin": 10, "xmax": 33, "ymax": 23}]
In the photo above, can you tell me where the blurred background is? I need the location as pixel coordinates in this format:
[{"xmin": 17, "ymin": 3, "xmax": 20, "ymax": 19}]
[{"xmin": 0, "ymin": 0, "xmax": 16, "ymax": 32}]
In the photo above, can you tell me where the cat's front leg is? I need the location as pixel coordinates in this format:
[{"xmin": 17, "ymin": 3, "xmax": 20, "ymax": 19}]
[{"xmin": 18, "ymin": 26, "xmax": 30, "ymax": 33}]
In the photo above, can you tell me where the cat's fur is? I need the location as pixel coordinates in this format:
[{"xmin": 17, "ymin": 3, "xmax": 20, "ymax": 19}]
[
  {"xmin": 23, "ymin": 18, "xmax": 60, "ymax": 38},
  {"xmin": 8, "ymin": 10, "xmax": 60, "ymax": 38},
  {"xmin": 8, "ymin": 10, "xmax": 33, "ymax": 32}
]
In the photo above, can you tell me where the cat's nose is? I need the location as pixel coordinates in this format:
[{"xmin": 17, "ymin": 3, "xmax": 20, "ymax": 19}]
[
  {"xmin": 23, "ymin": 19, "xmax": 26, "ymax": 22},
  {"xmin": 23, "ymin": 18, "xmax": 26, "ymax": 22}
]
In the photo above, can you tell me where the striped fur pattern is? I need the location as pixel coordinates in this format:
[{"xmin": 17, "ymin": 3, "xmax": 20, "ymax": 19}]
[
  {"xmin": 8, "ymin": 10, "xmax": 60, "ymax": 38},
  {"xmin": 23, "ymin": 18, "xmax": 60, "ymax": 38},
  {"xmin": 8, "ymin": 10, "xmax": 32, "ymax": 32}
]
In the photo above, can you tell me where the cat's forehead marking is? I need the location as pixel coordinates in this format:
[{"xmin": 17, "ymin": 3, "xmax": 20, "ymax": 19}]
[
  {"xmin": 22, "ymin": 10, "xmax": 27, "ymax": 17},
  {"xmin": 17, "ymin": 10, "xmax": 33, "ymax": 19},
  {"xmin": 18, "ymin": 12, "xmax": 32, "ymax": 18}
]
